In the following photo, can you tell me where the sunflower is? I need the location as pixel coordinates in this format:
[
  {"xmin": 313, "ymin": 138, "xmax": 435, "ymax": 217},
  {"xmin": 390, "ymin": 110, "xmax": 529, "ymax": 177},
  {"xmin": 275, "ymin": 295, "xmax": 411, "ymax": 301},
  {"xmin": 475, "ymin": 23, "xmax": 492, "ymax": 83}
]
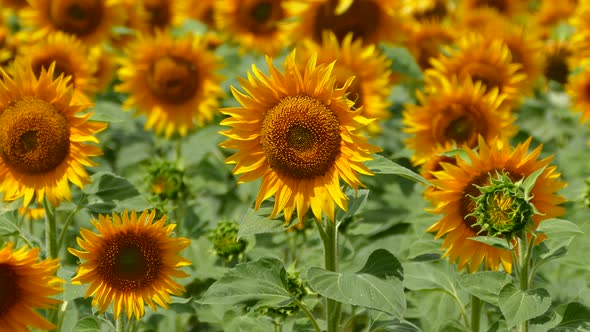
[
  {"xmin": 219, "ymin": 50, "xmax": 380, "ymax": 224},
  {"xmin": 116, "ymin": 32, "xmax": 223, "ymax": 138},
  {"xmin": 0, "ymin": 60, "xmax": 106, "ymax": 207},
  {"xmin": 68, "ymin": 209, "xmax": 191, "ymax": 320},
  {"xmin": 284, "ymin": 0, "xmax": 403, "ymax": 46},
  {"xmin": 534, "ymin": 0, "xmax": 577, "ymax": 34},
  {"xmin": 109, "ymin": 0, "xmax": 150, "ymax": 48},
  {"xmin": 419, "ymin": 142, "xmax": 458, "ymax": 199},
  {"xmin": 21, "ymin": 0, "xmax": 126, "ymax": 46},
  {"xmin": 427, "ymin": 33, "xmax": 526, "ymax": 106},
  {"xmin": 568, "ymin": 4, "xmax": 590, "ymax": 68},
  {"xmin": 0, "ymin": 243, "xmax": 63, "ymax": 331},
  {"xmin": 543, "ymin": 40, "xmax": 572, "ymax": 85},
  {"xmin": 89, "ymin": 46, "xmax": 116, "ymax": 92},
  {"xmin": 427, "ymin": 137, "xmax": 567, "ymax": 272},
  {"xmin": 182, "ymin": 0, "xmax": 216, "ymax": 29},
  {"xmin": 404, "ymin": 20, "xmax": 456, "ymax": 70},
  {"xmin": 299, "ymin": 31, "xmax": 391, "ymax": 135},
  {"xmin": 459, "ymin": 0, "xmax": 528, "ymax": 18},
  {"xmin": 566, "ymin": 65, "xmax": 590, "ymax": 123},
  {"xmin": 17, "ymin": 31, "xmax": 96, "ymax": 98},
  {"xmin": 403, "ymin": 74, "xmax": 516, "ymax": 166},
  {"xmin": 214, "ymin": 0, "xmax": 290, "ymax": 55}
]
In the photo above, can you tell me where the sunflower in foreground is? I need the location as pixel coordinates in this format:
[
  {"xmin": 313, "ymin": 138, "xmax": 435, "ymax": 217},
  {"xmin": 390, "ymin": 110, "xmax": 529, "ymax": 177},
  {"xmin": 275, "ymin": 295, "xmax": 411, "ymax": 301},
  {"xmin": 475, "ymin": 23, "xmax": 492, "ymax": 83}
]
[
  {"xmin": 68, "ymin": 209, "xmax": 191, "ymax": 320},
  {"xmin": 403, "ymin": 74, "xmax": 516, "ymax": 166},
  {"xmin": 220, "ymin": 50, "xmax": 380, "ymax": 224},
  {"xmin": 427, "ymin": 137, "xmax": 567, "ymax": 272},
  {"xmin": 21, "ymin": 0, "xmax": 126, "ymax": 45},
  {"xmin": 566, "ymin": 65, "xmax": 590, "ymax": 123},
  {"xmin": 427, "ymin": 33, "xmax": 526, "ymax": 106},
  {"xmin": 300, "ymin": 31, "xmax": 392, "ymax": 135},
  {"xmin": 116, "ymin": 32, "xmax": 223, "ymax": 138},
  {"xmin": 0, "ymin": 243, "xmax": 63, "ymax": 331},
  {"xmin": 215, "ymin": 0, "xmax": 290, "ymax": 55},
  {"xmin": 0, "ymin": 61, "xmax": 106, "ymax": 207}
]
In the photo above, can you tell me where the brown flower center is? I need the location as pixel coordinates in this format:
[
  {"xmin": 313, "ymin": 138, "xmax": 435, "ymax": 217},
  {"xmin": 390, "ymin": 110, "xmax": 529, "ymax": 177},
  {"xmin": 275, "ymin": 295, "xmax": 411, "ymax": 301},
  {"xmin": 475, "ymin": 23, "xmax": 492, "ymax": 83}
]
[
  {"xmin": 241, "ymin": 0, "xmax": 283, "ymax": 34},
  {"xmin": 461, "ymin": 62, "xmax": 504, "ymax": 91},
  {"xmin": 434, "ymin": 103, "xmax": 487, "ymax": 147},
  {"xmin": 313, "ymin": 0, "xmax": 381, "ymax": 44},
  {"xmin": 31, "ymin": 56, "xmax": 74, "ymax": 85},
  {"xmin": 474, "ymin": 0, "xmax": 509, "ymax": 14},
  {"xmin": 261, "ymin": 96, "xmax": 341, "ymax": 179},
  {"xmin": 143, "ymin": 0, "xmax": 172, "ymax": 31},
  {"xmin": 0, "ymin": 264, "xmax": 19, "ymax": 315},
  {"xmin": 0, "ymin": 97, "xmax": 70, "ymax": 174},
  {"xmin": 49, "ymin": 0, "xmax": 103, "ymax": 37},
  {"xmin": 147, "ymin": 56, "xmax": 199, "ymax": 104},
  {"xmin": 544, "ymin": 47, "xmax": 570, "ymax": 84},
  {"xmin": 98, "ymin": 233, "xmax": 162, "ymax": 291}
]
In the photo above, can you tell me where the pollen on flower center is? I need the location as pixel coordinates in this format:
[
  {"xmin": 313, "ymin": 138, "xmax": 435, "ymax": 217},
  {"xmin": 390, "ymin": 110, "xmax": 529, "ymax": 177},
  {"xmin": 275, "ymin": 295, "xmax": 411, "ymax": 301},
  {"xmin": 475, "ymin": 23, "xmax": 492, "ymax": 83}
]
[
  {"xmin": 0, "ymin": 264, "xmax": 19, "ymax": 315},
  {"xmin": 49, "ymin": 0, "xmax": 103, "ymax": 36},
  {"xmin": 147, "ymin": 56, "xmax": 199, "ymax": 104},
  {"xmin": 98, "ymin": 234, "xmax": 162, "ymax": 291},
  {"xmin": 0, "ymin": 97, "xmax": 70, "ymax": 174},
  {"xmin": 261, "ymin": 95, "xmax": 341, "ymax": 179}
]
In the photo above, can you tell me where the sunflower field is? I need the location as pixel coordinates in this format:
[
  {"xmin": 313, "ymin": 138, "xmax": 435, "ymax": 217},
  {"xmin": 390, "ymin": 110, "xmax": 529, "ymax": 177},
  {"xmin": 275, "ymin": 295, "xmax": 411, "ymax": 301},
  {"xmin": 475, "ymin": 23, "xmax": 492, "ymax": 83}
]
[{"xmin": 1, "ymin": 0, "xmax": 590, "ymax": 331}]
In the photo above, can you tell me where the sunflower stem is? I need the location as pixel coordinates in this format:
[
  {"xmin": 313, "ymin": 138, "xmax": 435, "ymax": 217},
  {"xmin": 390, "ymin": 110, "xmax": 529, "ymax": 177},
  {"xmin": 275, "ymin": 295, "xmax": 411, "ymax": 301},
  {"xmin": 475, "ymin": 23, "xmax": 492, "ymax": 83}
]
[
  {"xmin": 319, "ymin": 219, "xmax": 342, "ymax": 332},
  {"xmin": 293, "ymin": 298, "xmax": 322, "ymax": 332},
  {"xmin": 517, "ymin": 231, "xmax": 530, "ymax": 332},
  {"xmin": 42, "ymin": 197, "xmax": 58, "ymax": 259},
  {"xmin": 470, "ymin": 295, "xmax": 482, "ymax": 332},
  {"xmin": 57, "ymin": 205, "xmax": 83, "ymax": 251}
]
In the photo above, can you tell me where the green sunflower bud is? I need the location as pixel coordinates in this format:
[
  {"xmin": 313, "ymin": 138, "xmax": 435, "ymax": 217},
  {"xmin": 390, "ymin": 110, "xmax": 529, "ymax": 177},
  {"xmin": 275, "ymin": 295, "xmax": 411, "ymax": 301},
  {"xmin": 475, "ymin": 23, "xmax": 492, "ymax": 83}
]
[
  {"xmin": 209, "ymin": 221, "xmax": 247, "ymax": 261},
  {"xmin": 146, "ymin": 159, "xmax": 186, "ymax": 200},
  {"xmin": 467, "ymin": 171, "xmax": 539, "ymax": 238}
]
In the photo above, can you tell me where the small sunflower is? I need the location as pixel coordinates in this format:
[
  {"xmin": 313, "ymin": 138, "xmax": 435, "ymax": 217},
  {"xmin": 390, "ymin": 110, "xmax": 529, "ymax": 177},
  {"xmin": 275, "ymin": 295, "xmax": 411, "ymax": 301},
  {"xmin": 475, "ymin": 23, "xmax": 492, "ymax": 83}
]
[
  {"xmin": 543, "ymin": 40, "xmax": 572, "ymax": 85},
  {"xmin": 141, "ymin": 0, "xmax": 186, "ymax": 33},
  {"xmin": 300, "ymin": 31, "xmax": 392, "ymax": 135},
  {"xmin": 17, "ymin": 31, "xmax": 96, "ymax": 98},
  {"xmin": 116, "ymin": 32, "xmax": 223, "ymax": 138},
  {"xmin": 459, "ymin": 0, "xmax": 528, "ymax": 18},
  {"xmin": 566, "ymin": 65, "xmax": 590, "ymax": 123},
  {"xmin": 0, "ymin": 243, "xmax": 63, "ymax": 331},
  {"xmin": 214, "ymin": 0, "xmax": 290, "ymax": 55},
  {"xmin": 0, "ymin": 60, "xmax": 107, "ymax": 207},
  {"xmin": 89, "ymin": 46, "xmax": 116, "ymax": 92},
  {"xmin": 21, "ymin": 0, "xmax": 126, "ymax": 45},
  {"xmin": 219, "ymin": 50, "xmax": 380, "ymax": 224},
  {"xmin": 456, "ymin": 7, "xmax": 506, "ymax": 33},
  {"xmin": 427, "ymin": 33, "xmax": 526, "ymax": 106},
  {"xmin": 534, "ymin": 0, "xmax": 577, "ymax": 33},
  {"xmin": 68, "ymin": 209, "xmax": 191, "ymax": 320},
  {"xmin": 182, "ymin": 0, "xmax": 216, "ymax": 29},
  {"xmin": 284, "ymin": 0, "xmax": 403, "ymax": 46},
  {"xmin": 427, "ymin": 137, "xmax": 567, "ymax": 272},
  {"xmin": 400, "ymin": 0, "xmax": 450, "ymax": 22},
  {"xmin": 404, "ymin": 20, "xmax": 456, "ymax": 70},
  {"xmin": 403, "ymin": 74, "xmax": 516, "ymax": 166}
]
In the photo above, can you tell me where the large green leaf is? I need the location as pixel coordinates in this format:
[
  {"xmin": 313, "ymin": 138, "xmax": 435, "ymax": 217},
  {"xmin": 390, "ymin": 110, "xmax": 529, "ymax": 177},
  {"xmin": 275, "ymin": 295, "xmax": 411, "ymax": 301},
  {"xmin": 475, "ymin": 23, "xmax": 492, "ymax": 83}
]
[
  {"xmin": 499, "ymin": 284, "xmax": 552, "ymax": 328},
  {"xmin": 198, "ymin": 257, "xmax": 294, "ymax": 310},
  {"xmin": 336, "ymin": 188, "xmax": 370, "ymax": 220},
  {"xmin": 237, "ymin": 205, "xmax": 288, "ymax": 238},
  {"xmin": 83, "ymin": 172, "xmax": 151, "ymax": 213},
  {"xmin": 403, "ymin": 261, "xmax": 458, "ymax": 293},
  {"xmin": 535, "ymin": 218, "xmax": 584, "ymax": 261},
  {"xmin": 365, "ymin": 154, "xmax": 430, "ymax": 185},
  {"xmin": 71, "ymin": 317, "xmax": 102, "ymax": 332},
  {"xmin": 549, "ymin": 302, "xmax": 590, "ymax": 331},
  {"xmin": 457, "ymin": 271, "xmax": 512, "ymax": 306},
  {"xmin": 306, "ymin": 249, "xmax": 405, "ymax": 318}
]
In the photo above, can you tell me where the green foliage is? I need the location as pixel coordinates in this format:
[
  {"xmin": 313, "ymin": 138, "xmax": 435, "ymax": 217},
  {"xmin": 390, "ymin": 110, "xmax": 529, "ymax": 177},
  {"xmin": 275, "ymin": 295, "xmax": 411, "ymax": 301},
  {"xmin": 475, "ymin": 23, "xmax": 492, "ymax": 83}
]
[{"xmin": 499, "ymin": 284, "xmax": 552, "ymax": 328}]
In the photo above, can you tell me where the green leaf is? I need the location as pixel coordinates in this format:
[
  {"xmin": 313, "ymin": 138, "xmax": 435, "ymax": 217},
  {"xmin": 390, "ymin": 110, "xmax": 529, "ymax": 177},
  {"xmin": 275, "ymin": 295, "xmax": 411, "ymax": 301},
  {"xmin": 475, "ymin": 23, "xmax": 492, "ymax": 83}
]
[
  {"xmin": 549, "ymin": 302, "xmax": 590, "ymax": 331},
  {"xmin": 182, "ymin": 125, "xmax": 226, "ymax": 166},
  {"xmin": 357, "ymin": 248, "xmax": 403, "ymax": 280},
  {"xmin": 521, "ymin": 166, "xmax": 547, "ymax": 198},
  {"xmin": 237, "ymin": 205, "xmax": 288, "ymax": 238},
  {"xmin": 88, "ymin": 101, "xmax": 125, "ymax": 123},
  {"xmin": 336, "ymin": 188, "xmax": 369, "ymax": 220},
  {"xmin": 403, "ymin": 261, "xmax": 458, "ymax": 293},
  {"xmin": 379, "ymin": 45, "xmax": 423, "ymax": 79},
  {"xmin": 366, "ymin": 154, "xmax": 430, "ymax": 185},
  {"xmin": 499, "ymin": 284, "xmax": 552, "ymax": 328},
  {"xmin": 198, "ymin": 257, "xmax": 294, "ymax": 310},
  {"xmin": 535, "ymin": 219, "xmax": 584, "ymax": 260},
  {"xmin": 468, "ymin": 236, "xmax": 513, "ymax": 250},
  {"xmin": 72, "ymin": 317, "xmax": 102, "ymax": 332},
  {"xmin": 306, "ymin": 249, "xmax": 406, "ymax": 318},
  {"xmin": 84, "ymin": 172, "xmax": 140, "ymax": 201},
  {"xmin": 457, "ymin": 271, "xmax": 512, "ymax": 306},
  {"xmin": 371, "ymin": 320, "xmax": 421, "ymax": 332}
]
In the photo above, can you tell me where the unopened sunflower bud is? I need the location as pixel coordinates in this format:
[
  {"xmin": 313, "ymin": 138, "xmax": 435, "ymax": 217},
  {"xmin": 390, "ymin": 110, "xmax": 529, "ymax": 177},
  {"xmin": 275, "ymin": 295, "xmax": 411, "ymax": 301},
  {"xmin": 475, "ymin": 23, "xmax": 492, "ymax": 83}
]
[{"xmin": 209, "ymin": 221, "xmax": 247, "ymax": 260}]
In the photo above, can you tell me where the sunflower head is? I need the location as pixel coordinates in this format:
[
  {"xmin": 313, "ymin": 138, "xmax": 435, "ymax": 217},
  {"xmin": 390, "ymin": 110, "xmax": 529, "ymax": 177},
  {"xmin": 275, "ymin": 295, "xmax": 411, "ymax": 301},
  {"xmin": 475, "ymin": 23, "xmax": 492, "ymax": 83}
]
[
  {"xmin": 116, "ymin": 32, "xmax": 223, "ymax": 138},
  {"xmin": 220, "ymin": 50, "xmax": 380, "ymax": 224},
  {"xmin": 459, "ymin": 0, "xmax": 528, "ymax": 18},
  {"xmin": 401, "ymin": 0, "xmax": 450, "ymax": 22},
  {"xmin": 68, "ymin": 209, "xmax": 191, "ymax": 320},
  {"xmin": 21, "ymin": 0, "xmax": 126, "ymax": 45},
  {"xmin": 209, "ymin": 221, "xmax": 248, "ymax": 261},
  {"xmin": 0, "ymin": 60, "xmax": 106, "ymax": 207},
  {"xmin": 0, "ymin": 243, "xmax": 64, "ymax": 331},
  {"xmin": 467, "ymin": 171, "xmax": 538, "ymax": 238},
  {"xmin": 405, "ymin": 20, "xmax": 456, "ymax": 70},
  {"xmin": 543, "ymin": 41, "xmax": 572, "ymax": 84},
  {"xmin": 566, "ymin": 65, "xmax": 590, "ymax": 123},
  {"xmin": 146, "ymin": 159, "xmax": 186, "ymax": 200}
]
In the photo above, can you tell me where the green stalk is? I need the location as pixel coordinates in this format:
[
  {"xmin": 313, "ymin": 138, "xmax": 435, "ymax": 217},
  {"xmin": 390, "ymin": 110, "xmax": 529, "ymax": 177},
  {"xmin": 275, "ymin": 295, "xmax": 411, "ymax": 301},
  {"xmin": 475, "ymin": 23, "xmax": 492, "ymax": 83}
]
[
  {"xmin": 471, "ymin": 295, "xmax": 482, "ymax": 332},
  {"xmin": 518, "ymin": 232, "xmax": 530, "ymax": 332},
  {"xmin": 116, "ymin": 314, "xmax": 126, "ymax": 332},
  {"xmin": 292, "ymin": 298, "xmax": 322, "ymax": 332},
  {"xmin": 318, "ymin": 219, "xmax": 342, "ymax": 332},
  {"xmin": 42, "ymin": 197, "xmax": 58, "ymax": 259}
]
